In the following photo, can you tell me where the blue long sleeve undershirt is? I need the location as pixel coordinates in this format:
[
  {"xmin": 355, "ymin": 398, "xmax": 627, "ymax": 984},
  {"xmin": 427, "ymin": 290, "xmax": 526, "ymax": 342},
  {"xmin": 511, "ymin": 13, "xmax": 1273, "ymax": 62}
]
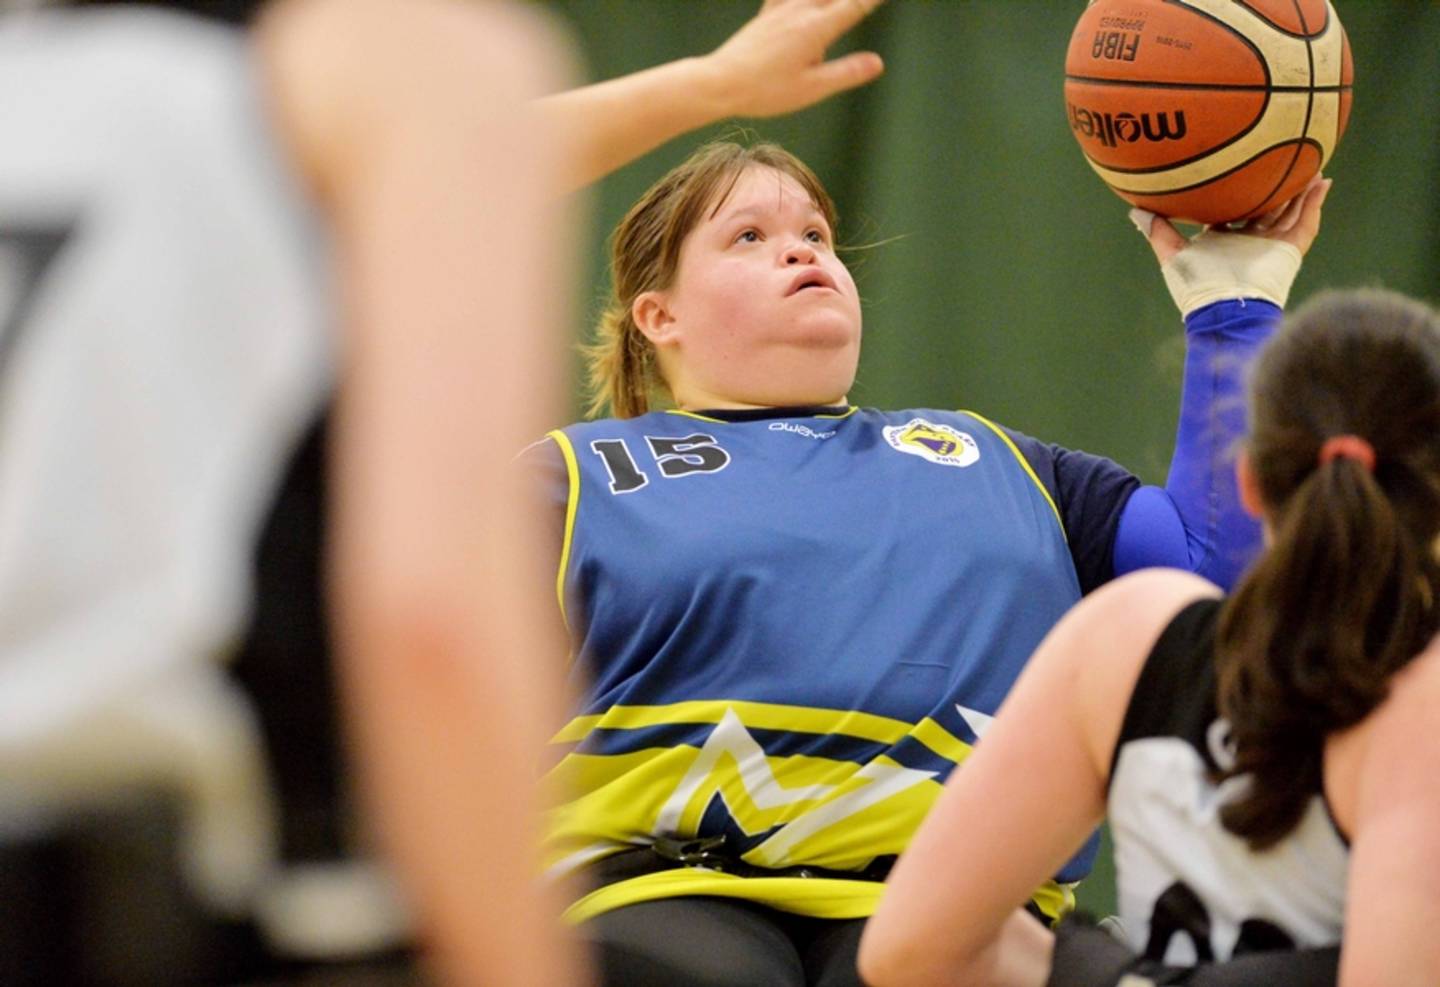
[{"xmin": 1111, "ymin": 298, "xmax": 1277, "ymax": 590}]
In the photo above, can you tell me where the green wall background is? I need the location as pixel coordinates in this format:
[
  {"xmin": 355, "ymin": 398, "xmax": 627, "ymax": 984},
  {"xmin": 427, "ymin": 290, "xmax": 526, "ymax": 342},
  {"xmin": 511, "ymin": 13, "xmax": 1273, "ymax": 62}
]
[{"xmin": 539, "ymin": 0, "xmax": 1440, "ymax": 914}]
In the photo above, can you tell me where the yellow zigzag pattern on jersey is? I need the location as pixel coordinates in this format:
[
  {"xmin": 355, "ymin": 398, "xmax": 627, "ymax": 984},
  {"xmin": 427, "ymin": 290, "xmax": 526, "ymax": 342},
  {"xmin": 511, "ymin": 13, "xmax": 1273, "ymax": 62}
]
[
  {"xmin": 546, "ymin": 700, "xmax": 973, "ymax": 871},
  {"xmin": 545, "ymin": 698, "xmax": 1076, "ymax": 924}
]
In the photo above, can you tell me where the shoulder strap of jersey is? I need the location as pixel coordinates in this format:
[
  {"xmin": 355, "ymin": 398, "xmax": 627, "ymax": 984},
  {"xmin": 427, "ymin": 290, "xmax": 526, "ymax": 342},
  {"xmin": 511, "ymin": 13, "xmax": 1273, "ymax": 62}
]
[{"xmin": 1108, "ymin": 598, "xmax": 1223, "ymax": 788}]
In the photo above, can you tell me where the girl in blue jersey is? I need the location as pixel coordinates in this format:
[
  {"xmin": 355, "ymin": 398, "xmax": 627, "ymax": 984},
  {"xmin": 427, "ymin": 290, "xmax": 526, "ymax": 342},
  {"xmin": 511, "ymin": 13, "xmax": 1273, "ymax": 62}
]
[
  {"xmin": 535, "ymin": 139, "xmax": 1330, "ymax": 986},
  {"xmin": 860, "ymin": 288, "xmax": 1440, "ymax": 987}
]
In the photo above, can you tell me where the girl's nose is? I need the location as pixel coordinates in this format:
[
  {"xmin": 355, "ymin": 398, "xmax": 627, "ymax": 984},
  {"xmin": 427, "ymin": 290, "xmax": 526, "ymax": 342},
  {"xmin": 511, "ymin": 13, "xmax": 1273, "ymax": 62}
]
[{"xmin": 783, "ymin": 240, "xmax": 817, "ymax": 265}]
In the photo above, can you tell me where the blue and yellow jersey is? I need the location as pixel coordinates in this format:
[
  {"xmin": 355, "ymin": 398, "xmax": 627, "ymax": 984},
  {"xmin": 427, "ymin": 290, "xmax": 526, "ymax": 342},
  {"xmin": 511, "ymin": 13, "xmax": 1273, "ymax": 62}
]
[{"xmin": 533, "ymin": 406, "xmax": 1134, "ymax": 922}]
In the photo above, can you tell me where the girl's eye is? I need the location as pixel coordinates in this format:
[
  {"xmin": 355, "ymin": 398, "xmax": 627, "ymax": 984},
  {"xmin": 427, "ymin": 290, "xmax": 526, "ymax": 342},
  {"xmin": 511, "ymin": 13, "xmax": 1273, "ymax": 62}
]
[
  {"xmin": 805, "ymin": 230, "xmax": 826, "ymax": 244},
  {"xmin": 736, "ymin": 229, "xmax": 760, "ymax": 243}
]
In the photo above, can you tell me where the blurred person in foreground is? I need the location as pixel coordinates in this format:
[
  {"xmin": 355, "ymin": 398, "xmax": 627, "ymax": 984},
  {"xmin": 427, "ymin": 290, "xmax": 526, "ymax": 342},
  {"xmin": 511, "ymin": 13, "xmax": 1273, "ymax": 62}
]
[{"xmin": 0, "ymin": 0, "xmax": 886, "ymax": 983}]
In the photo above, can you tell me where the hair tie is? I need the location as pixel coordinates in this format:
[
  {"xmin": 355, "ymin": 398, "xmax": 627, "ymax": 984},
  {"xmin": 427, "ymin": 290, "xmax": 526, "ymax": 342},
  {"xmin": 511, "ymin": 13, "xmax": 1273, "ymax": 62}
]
[{"xmin": 1318, "ymin": 434, "xmax": 1377, "ymax": 472}]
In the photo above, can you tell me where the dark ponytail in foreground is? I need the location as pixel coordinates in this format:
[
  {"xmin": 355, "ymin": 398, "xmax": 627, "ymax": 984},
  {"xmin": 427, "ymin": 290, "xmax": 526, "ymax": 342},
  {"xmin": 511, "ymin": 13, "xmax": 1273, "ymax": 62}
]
[{"xmin": 1216, "ymin": 288, "xmax": 1440, "ymax": 850}]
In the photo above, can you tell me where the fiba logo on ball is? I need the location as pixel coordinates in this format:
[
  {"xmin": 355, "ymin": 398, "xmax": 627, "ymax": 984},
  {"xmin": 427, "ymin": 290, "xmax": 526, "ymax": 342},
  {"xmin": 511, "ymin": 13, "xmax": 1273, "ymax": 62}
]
[{"xmin": 1062, "ymin": 0, "xmax": 1353, "ymax": 225}]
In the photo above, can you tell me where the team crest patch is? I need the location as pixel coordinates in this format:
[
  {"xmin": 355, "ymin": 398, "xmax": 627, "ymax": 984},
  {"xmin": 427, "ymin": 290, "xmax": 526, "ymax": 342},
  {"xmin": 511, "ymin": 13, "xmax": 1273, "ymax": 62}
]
[{"xmin": 883, "ymin": 418, "xmax": 980, "ymax": 467}]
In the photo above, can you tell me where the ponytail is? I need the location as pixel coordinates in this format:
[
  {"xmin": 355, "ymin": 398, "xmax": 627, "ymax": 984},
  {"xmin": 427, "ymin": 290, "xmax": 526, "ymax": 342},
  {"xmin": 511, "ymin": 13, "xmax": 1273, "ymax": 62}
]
[
  {"xmin": 1216, "ymin": 458, "xmax": 1438, "ymax": 847},
  {"xmin": 582, "ymin": 304, "xmax": 657, "ymax": 419}
]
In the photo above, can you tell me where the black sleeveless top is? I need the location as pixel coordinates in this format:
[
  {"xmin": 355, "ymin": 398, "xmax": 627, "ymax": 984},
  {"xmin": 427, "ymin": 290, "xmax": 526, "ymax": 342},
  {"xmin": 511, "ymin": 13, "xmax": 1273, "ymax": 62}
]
[{"xmin": 1105, "ymin": 599, "xmax": 1348, "ymax": 966}]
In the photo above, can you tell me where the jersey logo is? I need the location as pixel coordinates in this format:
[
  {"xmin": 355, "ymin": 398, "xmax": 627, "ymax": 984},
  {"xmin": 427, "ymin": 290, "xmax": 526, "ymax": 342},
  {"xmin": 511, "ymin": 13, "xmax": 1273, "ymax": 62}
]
[
  {"xmin": 1145, "ymin": 879, "xmax": 1298, "ymax": 965},
  {"xmin": 768, "ymin": 421, "xmax": 836, "ymax": 440},
  {"xmin": 883, "ymin": 418, "xmax": 979, "ymax": 468},
  {"xmin": 1206, "ymin": 717, "xmax": 1237, "ymax": 772}
]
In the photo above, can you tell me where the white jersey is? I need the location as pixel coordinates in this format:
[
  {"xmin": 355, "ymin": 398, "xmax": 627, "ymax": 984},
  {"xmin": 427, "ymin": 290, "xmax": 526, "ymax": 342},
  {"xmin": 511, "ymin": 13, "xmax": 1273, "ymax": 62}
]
[
  {"xmin": 0, "ymin": 8, "xmax": 332, "ymax": 752},
  {"xmin": 1108, "ymin": 599, "xmax": 1348, "ymax": 966}
]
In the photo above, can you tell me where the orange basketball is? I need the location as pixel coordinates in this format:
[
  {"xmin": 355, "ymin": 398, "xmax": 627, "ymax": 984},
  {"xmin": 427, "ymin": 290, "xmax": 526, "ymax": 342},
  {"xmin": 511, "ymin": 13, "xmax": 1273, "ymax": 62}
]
[{"xmin": 1064, "ymin": 0, "xmax": 1353, "ymax": 225}]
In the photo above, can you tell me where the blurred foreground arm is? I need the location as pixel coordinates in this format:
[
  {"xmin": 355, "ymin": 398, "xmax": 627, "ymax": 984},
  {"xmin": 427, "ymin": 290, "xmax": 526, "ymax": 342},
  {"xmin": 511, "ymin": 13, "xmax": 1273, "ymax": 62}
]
[
  {"xmin": 260, "ymin": 1, "xmax": 588, "ymax": 984},
  {"xmin": 539, "ymin": 0, "xmax": 886, "ymax": 192}
]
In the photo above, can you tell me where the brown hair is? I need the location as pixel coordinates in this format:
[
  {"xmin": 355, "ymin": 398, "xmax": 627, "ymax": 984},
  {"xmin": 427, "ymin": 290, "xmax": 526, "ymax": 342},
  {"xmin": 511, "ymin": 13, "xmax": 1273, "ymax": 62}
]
[
  {"xmin": 583, "ymin": 140, "xmax": 839, "ymax": 419},
  {"xmin": 1215, "ymin": 288, "xmax": 1440, "ymax": 848}
]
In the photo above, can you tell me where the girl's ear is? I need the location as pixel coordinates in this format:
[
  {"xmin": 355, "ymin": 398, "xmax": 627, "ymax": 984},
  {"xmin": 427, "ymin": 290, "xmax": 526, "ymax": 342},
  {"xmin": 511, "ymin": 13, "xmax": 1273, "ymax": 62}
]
[
  {"xmin": 1236, "ymin": 449, "xmax": 1265, "ymax": 520},
  {"xmin": 633, "ymin": 291, "xmax": 679, "ymax": 347}
]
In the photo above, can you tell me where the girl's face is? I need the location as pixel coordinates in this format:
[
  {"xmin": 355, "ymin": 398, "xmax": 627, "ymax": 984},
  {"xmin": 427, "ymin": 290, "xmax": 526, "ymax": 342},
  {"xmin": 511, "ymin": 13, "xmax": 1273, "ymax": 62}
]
[{"xmin": 634, "ymin": 166, "xmax": 862, "ymax": 410}]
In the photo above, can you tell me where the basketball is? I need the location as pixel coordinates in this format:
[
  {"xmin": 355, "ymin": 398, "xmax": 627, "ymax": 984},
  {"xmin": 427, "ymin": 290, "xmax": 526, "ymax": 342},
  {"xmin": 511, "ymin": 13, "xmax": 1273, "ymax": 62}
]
[{"xmin": 1064, "ymin": 0, "xmax": 1353, "ymax": 225}]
